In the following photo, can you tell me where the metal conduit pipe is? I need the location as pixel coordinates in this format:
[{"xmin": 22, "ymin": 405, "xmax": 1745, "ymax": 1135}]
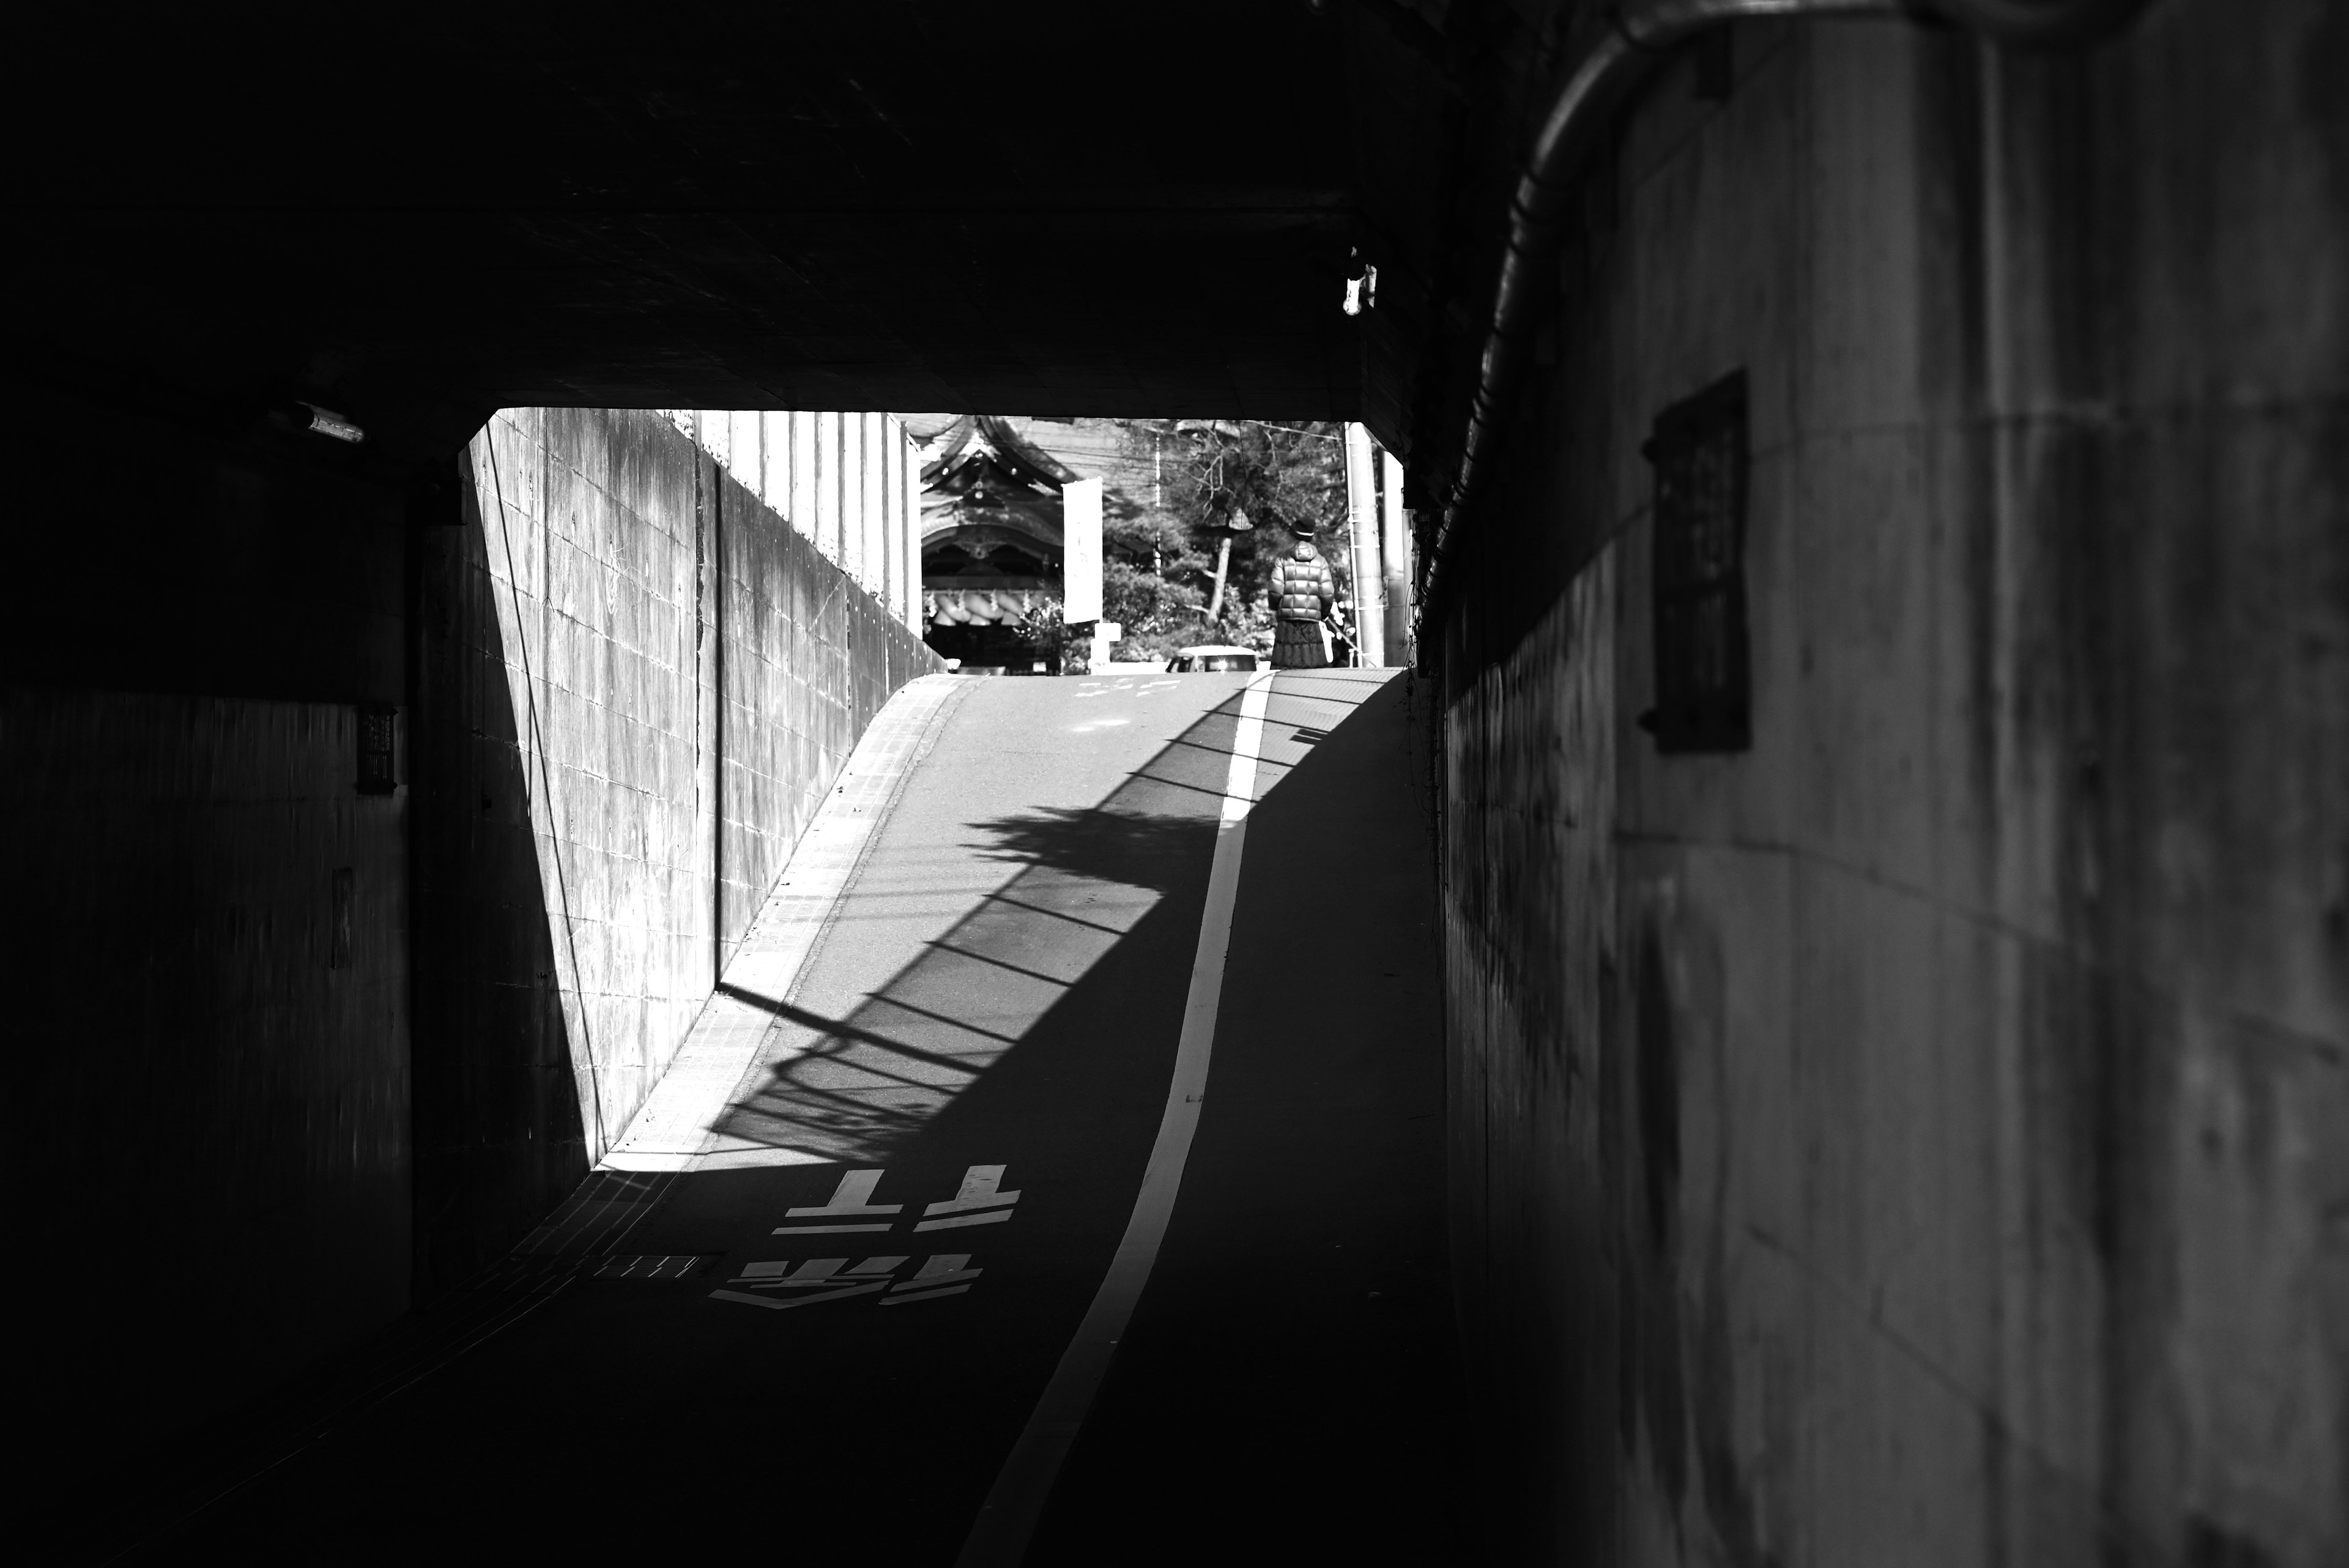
[{"xmin": 1412, "ymin": 0, "xmax": 2149, "ymax": 651}]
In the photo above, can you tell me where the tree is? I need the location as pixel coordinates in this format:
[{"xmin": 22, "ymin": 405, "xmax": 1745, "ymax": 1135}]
[{"xmin": 1107, "ymin": 418, "xmax": 1351, "ymax": 657}]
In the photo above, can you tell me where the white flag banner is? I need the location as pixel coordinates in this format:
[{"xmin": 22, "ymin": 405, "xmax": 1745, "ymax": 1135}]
[{"xmin": 1062, "ymin": 476, "xmax": 1104, "ymax": 624}]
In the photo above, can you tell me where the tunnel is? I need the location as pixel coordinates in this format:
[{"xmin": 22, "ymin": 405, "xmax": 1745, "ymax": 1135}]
[{"xmin": 6, "ymin": 2, "xmax": 2343, "ymax": 1564}]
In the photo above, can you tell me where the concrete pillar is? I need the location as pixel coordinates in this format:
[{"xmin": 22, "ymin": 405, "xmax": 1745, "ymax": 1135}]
[
  {"xmin": 791, "ymin": 412, "xmax": 816, "ymax": 540},
  {"xmin": 760, "ymin": 411, "xmax": 789, "ymax": 518},
  {"xmin": 842, "ymin": 413, "xmax": 854, "ymax": 571},
  {"xmin": 874, "ymin": 420, "xmax": 888, "ymax": 620},
  {"xmin": 863, "ymin": 412, "xmax": 886, "ymax": 596},
  {"xmin": 855, "ymin": 414, "xmax": 874, "ymax": 581},
  {"xmin": 729, "ymin": 411, "xmax": 760, "ymax": 496},
  {"xmin": 1380, "ymin": 449, "xmax": 1411, "ymax": 667},
  {"xmin": 887, "ymin": 416, "xmax": 912, "ymax": 628},
  {"xmin": 1343, "ymin": 422, "xmax": 1383, "ymax": 667},
  {"xmin": 815, "ymin": 411, "xmax": 841, "ymax": 561},
  {"xmin": 855, "ymin": 411, "xmax": 874, "ymax": 587}
]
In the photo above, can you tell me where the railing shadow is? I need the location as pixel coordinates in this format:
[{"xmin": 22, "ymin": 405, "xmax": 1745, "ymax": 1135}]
[{"xmin": 703, "ymin": 673, "xmax": 1387, "ymax": 1167}]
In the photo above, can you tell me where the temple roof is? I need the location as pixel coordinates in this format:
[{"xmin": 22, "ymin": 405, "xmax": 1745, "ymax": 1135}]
[{"xmin": 919, "ymin": 414, "xmax": 1074, "ymax": 559}]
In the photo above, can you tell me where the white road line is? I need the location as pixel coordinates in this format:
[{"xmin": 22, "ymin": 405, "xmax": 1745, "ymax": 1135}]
[{"xmin": 954, "ymin": 671, "xmax": 1274, "ymax": 1568}]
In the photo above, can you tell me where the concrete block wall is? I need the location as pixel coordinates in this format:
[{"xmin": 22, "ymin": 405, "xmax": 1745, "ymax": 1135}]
[
  {"xmin": 1436, "ymin": 5, "xmax": 2347, "ymax": 1565},
  {"xmin": 678, "ymin": 407, "xmax": 926, "ymax": 633},
  {"xmin": 473, "ymin": 408, "xmax": 718, "ymax": 1157},
  {"xmin": 420, "ymin": 407, "xmax": 938, "ymax": 1291},
  {"xmin": 712, "ymin": 461, "xmax": 933, "ymax": 962}
]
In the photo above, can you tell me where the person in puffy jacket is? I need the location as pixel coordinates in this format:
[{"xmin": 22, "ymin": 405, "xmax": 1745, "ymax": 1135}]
[{"xmin": 1266, "ymin": 515, "xmax": 1335, "ymax": 669}]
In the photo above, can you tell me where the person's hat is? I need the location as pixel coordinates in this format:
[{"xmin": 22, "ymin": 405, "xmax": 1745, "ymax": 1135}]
[{"xmin": 1285, "ymin": 513, "xmax": 1316, "ymax": 538}]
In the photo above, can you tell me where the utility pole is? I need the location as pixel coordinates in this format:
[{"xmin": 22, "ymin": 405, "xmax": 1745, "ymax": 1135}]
[
  {"xmin": 1343, "ymin": 422, "xmax": 1383, "ymax": 667},
  {"xmin": 1203, "ymin": 506, "xmax": 1252, "ymax": 625}
]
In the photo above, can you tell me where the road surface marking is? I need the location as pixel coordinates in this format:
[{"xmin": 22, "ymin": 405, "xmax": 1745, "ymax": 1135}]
[
  {"xmin": 924, "ymin": 1165, "xmax": 1022, "ymax": 1216},
  {"xmin": 771, "ymin": 1222, "xmax": 894, "ymax": 1235},
  {"xmin": 732, "ymin": 1260, "xmax": 831, "ymax": 1283},
  {"xmin": 894, "ymin": 1255, "xmax": 980, "ymax": 1288},
  {"xmin": 732, "ymin": 1258, "xmax": 852, "ymax": 1287},
  {"xmin": 954, "ymin": 670, "xmax": 1274, "ymax": 1567},
  {"xmin": 710, "ymin": 1281, "xmax": 890, "ymax": 1312},
  {"xmin": 787, "ymin": 1169, "xmax": 904, "ymax": 1218},
  {"xmin": 729, "ymin": 1256, "xmax": 915, "ymax": 1291},
  {"xmin": 714, "ymin": 1253, "xmax": 981, "ymax": 1313},
  {"xmin": 914, "ymin": 1210, "xmax": 1011, "ymax": 1233}
]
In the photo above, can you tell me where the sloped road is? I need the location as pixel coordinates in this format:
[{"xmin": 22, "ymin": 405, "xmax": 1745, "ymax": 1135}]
[{"xmin": 128, "ymin": 669, "xmax": 1462, "ymax": 1566}]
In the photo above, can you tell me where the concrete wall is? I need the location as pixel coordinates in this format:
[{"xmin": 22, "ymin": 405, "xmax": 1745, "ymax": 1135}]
[
  {"xmin": 416, "ymin": 407, "xmax": 937, "ymax": 1293},
  {"xmin": 1436, "ymin": 6, "xmax": 2347, "ymax": 1565},
  {"xmin": 9, "ymin": 389, "xmax": 935, "ymax": 1486},
  {"xmin": 714, "ymin": 456, "xmax": 932, "ymax": 960},
  {"xmin": 681, "ymin": 408, "xmax": 926, "ymax": 632},
  {"xmin": 6, "ymin": 395, "xmax": 416, "ymax": 1490}
]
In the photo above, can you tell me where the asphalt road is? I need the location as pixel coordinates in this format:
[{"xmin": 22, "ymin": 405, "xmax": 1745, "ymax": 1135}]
[{"xmin": 117, "ymin": 668, "xmax": 1463, "ymax": 1566}]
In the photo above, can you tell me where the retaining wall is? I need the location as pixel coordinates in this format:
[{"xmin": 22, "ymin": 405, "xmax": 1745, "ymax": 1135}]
[{"xmin": 415, "ymin": 407, "xmax": 937, "ymax": 1291}]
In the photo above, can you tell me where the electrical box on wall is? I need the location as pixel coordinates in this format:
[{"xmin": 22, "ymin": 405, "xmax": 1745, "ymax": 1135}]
[
  {"xmin": 1639, "ymin": 371, "xmax": 1751, "ymax": 754},
  {"xmin": 357, "ymin": 704, "xmax": 399, "ymax": 794}
]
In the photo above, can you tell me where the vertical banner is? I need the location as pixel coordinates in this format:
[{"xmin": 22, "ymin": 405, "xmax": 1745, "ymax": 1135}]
[
  {"xmin": 1380, "ymin": 449, "xmax": 1412, "ymax": 667},
  {"xmin": 1343, "ymin": 422, "xmax": 1383, "ymax": 667},
  {"xmin": 1062, "ymin": 477, "xmax": 1104, "ymax": 625}
]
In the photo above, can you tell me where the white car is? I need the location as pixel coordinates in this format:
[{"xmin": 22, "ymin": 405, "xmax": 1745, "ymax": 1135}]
[{"xmin": 1165, "ymin": 644, "xmax": 1260, "ymax": 673}]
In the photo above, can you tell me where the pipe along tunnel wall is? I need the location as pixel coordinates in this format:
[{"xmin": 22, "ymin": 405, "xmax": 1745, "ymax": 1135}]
[
  {"xmin": 1433, "ymin": 7, "xmax": 2346, "ymax": 1566},
  {"xmin": 8, "ymin": 401, "xmax": 937, "ymax": 1492}
]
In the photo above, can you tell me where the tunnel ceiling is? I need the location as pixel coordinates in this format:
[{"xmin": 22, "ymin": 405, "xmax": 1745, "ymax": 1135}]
[{"xmin": 3, "ymin": 1, "xmax": 1498, "ymax": 467}]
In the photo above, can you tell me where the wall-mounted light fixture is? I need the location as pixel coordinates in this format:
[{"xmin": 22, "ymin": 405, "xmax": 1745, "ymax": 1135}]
[
  {"xmin": 1343, "ymin": 248, "xmax": 1378, "ymax": 316},
  {"xmin": 1638, "ymin": 370, "xmax": 1750, "ymax": 754},
  {"xmin": 300, "ymin": 402, "xmax": 365, "ymax": 443},
  {"xmin": 272, "ymin": 399, "xmax": 365, "ymax": 444}
]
